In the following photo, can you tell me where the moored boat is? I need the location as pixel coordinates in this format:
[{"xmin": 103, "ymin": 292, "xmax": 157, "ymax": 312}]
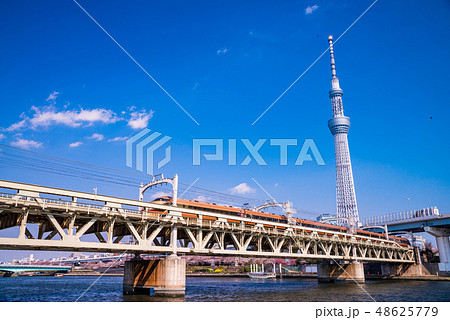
[{"xmin": 247, "ymin": 272, "xmax": 276, "ymax": 279}]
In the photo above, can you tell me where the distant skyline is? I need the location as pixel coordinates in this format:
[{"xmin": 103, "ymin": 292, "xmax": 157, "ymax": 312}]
[{"xmin": 1, "ymin": 0, "xmax": 449, "ymax": 260}]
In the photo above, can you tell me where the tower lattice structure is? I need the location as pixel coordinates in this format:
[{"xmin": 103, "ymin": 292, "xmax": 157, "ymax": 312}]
[{"xmin": 327, "ymin": 35, "xmax": 359, "ymax": 228}]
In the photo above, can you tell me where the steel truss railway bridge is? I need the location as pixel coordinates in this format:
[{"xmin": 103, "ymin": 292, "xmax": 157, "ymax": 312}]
[
  {"xmin": 0, "ymin": 178, "xmax": 421, "ymax": 296},
  {"xmin": 0, "ymin": 179, "xmax": 414, "ymax": 263}
]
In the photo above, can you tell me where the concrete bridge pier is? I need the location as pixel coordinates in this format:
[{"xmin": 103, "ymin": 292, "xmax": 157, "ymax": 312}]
[
  {"xmin": 379, "ymin": 263, "xmax": 429, "ymax": 277},
  {"xmin": 425, "ymin": 227, "xmax": 450, "ymax": 273},
  {"xmin": 123, "ymin": 255, "xmax": 186, "ymax": 297},
  {"xmin": 317, "ymin": 261, "xmax": 365, "ymax": 283}
]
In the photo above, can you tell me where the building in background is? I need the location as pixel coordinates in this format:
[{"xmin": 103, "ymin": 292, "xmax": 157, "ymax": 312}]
[{"xmin": 316, "ymin": 213, "xmax": 338, "ymax": 225}]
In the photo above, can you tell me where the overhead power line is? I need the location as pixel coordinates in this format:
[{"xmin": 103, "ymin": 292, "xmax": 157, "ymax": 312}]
[{"xmin": 0, "ymin": 143, "xmax": 329, "ymax": 217}]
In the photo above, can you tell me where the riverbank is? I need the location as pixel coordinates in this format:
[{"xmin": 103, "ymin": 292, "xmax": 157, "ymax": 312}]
[
  {"xmin": 63, "ymin": 272, "xmax": 123, "ymax": 277},
  {"xmin": 186, "ymin": 272, "xmax": 316, "ymax": 278},
  {"xmin": 63, "ymin": 272, "xmax": 450, "ymax": 281}
]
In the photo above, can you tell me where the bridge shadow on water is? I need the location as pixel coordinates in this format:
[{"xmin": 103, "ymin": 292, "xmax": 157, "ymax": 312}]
[
  {"xmin": 122, "ymin": 294, "xmax": 185, "ymax": 302},
  {"xmin": 183, "ymin": 278, "xmax": 450, "ymax": 302}
]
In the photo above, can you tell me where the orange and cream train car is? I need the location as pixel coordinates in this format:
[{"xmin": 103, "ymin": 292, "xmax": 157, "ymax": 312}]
[{"xmin": 149, "ymin": 196, "xmax": 410, "ymax": 247}]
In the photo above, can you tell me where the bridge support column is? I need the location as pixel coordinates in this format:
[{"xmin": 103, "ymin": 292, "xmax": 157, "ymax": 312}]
[
  {"xmin": 317, "ymin": 262, "xmax": 365, "ymax": 283},
  {"xmin": 378, "ymin": 263, "xmax": 427, "ymax": 277},
  {"xmin": 123, "ymin": 256, "xmax": 185, "ymax": 297},
  {"xmin": 425, "ymin": 227, "xmax": 450, "ymax": 273}
]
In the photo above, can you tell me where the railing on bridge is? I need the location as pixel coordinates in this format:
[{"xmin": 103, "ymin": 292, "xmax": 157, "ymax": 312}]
[
  {"xmin": 0, "ymin": 264, "xmax": 72, "ymax": 273},
  {"xmin": 361, "ymin": 207, "xmax": 439, "ymax": 227}
]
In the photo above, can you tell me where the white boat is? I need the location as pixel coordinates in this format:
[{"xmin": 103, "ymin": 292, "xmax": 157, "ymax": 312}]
[
  {"xmin": 248, "ymin": 263, "xmax": 277, "ymax": 279},
  {"xmin": 247, "ymin": 272, "xmax": 276, "ymax": 279}
]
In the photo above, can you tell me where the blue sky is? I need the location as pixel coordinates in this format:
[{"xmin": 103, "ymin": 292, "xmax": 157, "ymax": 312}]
[{"xmin": 0, "ymin": 0, "xmax": 449, "ymax": 259}]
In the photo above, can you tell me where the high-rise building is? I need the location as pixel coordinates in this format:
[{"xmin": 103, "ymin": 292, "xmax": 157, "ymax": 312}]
[{"xmin": 327, "ymin": 35, "xmax": 359, "ymax": 228}]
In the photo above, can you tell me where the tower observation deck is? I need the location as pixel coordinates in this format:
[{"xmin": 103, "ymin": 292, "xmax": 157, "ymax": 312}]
[{"xmin": 327, "ymin": 35, "xmax": 359, "ymax": 228}]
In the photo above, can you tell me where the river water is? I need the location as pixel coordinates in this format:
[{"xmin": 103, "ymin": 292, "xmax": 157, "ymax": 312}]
[{"xmin": 0, "ymin": 276, "xmax": 448, "ymax": 302}]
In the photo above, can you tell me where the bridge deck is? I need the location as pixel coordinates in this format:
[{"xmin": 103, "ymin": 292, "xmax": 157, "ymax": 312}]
[
  {"xmin": 0, "ymin": 180, "xmax": 415, "ymax": 263},
  {"xmin": 362, "ymin": 209, "xmax": 450, "ymax": 233}
]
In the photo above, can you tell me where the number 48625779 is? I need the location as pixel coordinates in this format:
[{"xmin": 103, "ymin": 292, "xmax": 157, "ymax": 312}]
[{"xmin": 375, "ymin": 307, "xmax": 438, "ymax": 317}]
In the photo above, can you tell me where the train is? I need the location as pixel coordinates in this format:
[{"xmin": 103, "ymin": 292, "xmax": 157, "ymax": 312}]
[{"xmin": 150, "ymin": 196, "xmax": 411, "ymax": 247}]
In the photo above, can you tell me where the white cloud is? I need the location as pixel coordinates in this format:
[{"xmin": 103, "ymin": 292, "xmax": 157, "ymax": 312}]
[
  {"xmin": 69, "ymin": 141, "xmax": 83, "ymax": 148},
  {"xmin": 274, "ymin": 183, "xmax": 279, "ymax": 187},
  {"xmin": 88, "ymin": 133, "xmax": 104, "ymax": 141},
  {"xmin": 46, "ymin": 91, "xmax": 60, "ymax": 102},
  {"xmin": 5, "ymin": 106, "xmax": 120, "ymax": 131},
  {"xmin": 3, "ymin": 93, "xmax": 155, "ymax": 137},
  {"xmin": 72, "ymin": 109, "xmax": 119, "ymax": 125},
  {"xmin": 127, "ymin": 110, "xmax": 154, "ymax": 130},
  {"xmin": 33, "ymin": 107, "xmax": 118, "ymax": 128},
  {"xmin": 5, "ymin": 118, "xmax": 27, "ymax": 132},
  {"xmin": 193, "ymin": 195, "xmax": 210, "ymax": 202},
  {"xmin": 217, "ymin": 48, "xmax": 228, "ymax": 55},
  {"xmin": 0, "ymin": 133, "xmax": 5, "ymax": 140},
  {"xmin": 305, "ymin": 5, "xmax": 319, "ymax": 14},
  {"xmin": 151, "ymin": 191, "xmax": 171, "ymax": 199},
  {"xmin": 11, "ymin": 138, "xmax": 43, "ymax": 149},
  {"xmin": 108, "ymin": 136, "xmax": 128, "ymax": 142},
  {"xmin": 229, "ymin": 183, "xmax": 256, "ymax": 195}
]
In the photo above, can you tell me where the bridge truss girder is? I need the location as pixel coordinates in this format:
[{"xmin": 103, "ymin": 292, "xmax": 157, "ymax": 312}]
[{"xmin": 0, "ymin": 194, "xmax": 414, "ymax": 263}]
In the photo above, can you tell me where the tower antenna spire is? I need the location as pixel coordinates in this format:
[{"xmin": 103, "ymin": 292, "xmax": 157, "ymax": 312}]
[{"xmin": 328, "ymin": 35, "xmax": 337, "ymax": 78}]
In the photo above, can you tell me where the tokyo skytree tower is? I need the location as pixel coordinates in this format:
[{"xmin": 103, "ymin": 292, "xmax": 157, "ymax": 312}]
[{"xmin": 327, "ymin": 35, "xmax": 359, "ymax": 227}]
